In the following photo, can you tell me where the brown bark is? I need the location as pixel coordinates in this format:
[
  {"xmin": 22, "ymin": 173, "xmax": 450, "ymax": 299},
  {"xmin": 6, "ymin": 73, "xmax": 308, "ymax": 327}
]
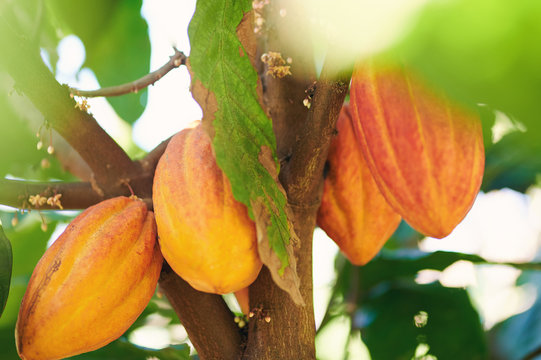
[
  {"xmin": 242, "ymin": 205, "xmax": 318, "ymax": 360},
  {"xmin": 240, "ymin": 1, "xmax": 322, "ymax": 359},
  {"xmin": 159, "ymin": 265, "xmax": 243, "ymax": 360}
]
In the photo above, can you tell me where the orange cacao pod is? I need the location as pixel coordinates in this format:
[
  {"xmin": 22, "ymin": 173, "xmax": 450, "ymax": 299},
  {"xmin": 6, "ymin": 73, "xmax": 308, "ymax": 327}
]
[
  {"xmin": 234, "ymin": 287, "xmax": 250, "ymax": 316},
  {"xmin": 350, "ymin": 62, "xmax": 484, "ymax": 238},
  {"xmin": 152, "ymin": 124, "xmax": 261, "ymax": 294},
  {"xmin": 317, "ymin": 105, "xmax": 402, "ymax": 265},
  {"xmin": 16, "ymin": 196, "xmax": 163, "ymax": 360}
]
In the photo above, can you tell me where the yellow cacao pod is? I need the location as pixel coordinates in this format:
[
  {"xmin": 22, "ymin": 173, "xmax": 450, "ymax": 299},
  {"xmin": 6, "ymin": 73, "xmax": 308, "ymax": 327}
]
[
  {"xmin": 152, "ymin": 124, "xmax": 262, "ymax": 294},
  {"xmin": 317, "ymin": 105, "xmax": 402, "ymax": 265},
  {"xmin": 350, "ymin": 62, "xmax": 485, "ymax": 238},
  {"xmin": 16, "ymin": 196, "xmax": 163, "ymax": 360}
]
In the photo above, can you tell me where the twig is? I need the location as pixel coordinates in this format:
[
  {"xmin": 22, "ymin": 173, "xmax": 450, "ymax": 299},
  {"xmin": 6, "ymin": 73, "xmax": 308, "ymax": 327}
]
[
  {"xmin": 523, "ymin": 346, "xmax": 541, "ymax": 360},
  {"xmin": 137, "ymin": 136, "xmax": 172, "ymax": 173},
  {"xmin": 0, "ymin": 178, "xmax": 105, "ymax": 210},
  {"xmin": 69, "ymin": 49, "xmax": 187, "ymax": 98}
]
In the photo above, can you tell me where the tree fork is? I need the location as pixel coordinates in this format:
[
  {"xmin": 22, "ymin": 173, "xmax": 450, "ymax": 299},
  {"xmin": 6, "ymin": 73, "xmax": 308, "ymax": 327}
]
[{"xmin": 159, "ymin": 265, "xmax": 243, "ymax": 360}]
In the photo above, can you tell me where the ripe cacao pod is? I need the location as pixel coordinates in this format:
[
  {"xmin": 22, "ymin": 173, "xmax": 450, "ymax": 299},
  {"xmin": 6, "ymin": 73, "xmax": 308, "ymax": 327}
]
[
  {"xmin": 16, "ymin": 196, "xmax": 163, "ymax": 360},
  {"xmin": 234, "ymin": 287, "xmax": 250, "ymax": 316},
  {"xmin": 350, "ymin": 62, "xmax": 485, "ymax": 238},
  {"xmin": 317, "ymin": 105, "xmax": 402, "ymax": 265},
  {"xmin": 152, "ymin": 124, "xmax": 262, "ymax": 294}
]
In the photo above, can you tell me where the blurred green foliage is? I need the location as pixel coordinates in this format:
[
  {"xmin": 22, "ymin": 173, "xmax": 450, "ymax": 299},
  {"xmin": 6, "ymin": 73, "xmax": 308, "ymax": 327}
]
[
  {"xmin": 0, "ymin": 225, "xmax": 12, "ymax": 318},
  {"xmin": 395, "ymin": 0, "xmax": 541, "ymax": 129},
  {"xmin": 46, "ymin": 0, "xmax": 150, "ymax": 123},
  {"xmin": 318, "ymin": 251, "xmax": 491, "ymax": 359},
  {"xmin": 71, "ymin": 338, "xmax": 191, "ymax": 360}
]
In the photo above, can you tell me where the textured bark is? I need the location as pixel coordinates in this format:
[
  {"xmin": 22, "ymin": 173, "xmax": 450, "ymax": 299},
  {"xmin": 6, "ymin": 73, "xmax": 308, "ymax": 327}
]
[
  {"xmin": 240, "ymin": 2, "xmax": 322, "ymax": 359},
  {"xmin": 159, "ymin": 266, "xmax": 243, "ymax": 360},
  {"xmin": 242, "ymin": 206, "xmax": 317, "ymax": 360}
]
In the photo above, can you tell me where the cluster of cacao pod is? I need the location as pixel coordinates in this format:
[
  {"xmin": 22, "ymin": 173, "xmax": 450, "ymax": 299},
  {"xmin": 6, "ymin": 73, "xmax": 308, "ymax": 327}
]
[
  {"xmin": 317, "ymin": 61, "xmax": 485, "ymax": 265},
  {"xmin": 16, "ymin": 123, "xmax": 260, "ymax": 359}
]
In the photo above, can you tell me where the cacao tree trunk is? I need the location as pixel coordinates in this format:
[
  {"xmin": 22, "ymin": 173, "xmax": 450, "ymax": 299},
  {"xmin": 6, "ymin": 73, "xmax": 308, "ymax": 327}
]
[{"xmin": 242, "ymin": 206, "xmax": 318, "ymax": 359}]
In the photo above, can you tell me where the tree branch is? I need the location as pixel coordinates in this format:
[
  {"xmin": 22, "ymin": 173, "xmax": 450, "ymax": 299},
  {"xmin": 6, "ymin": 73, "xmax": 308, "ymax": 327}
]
[
  {"xmin": 137, "ymin": 136, "xmax": 171, "ymax": 174},
  {"xmin": 0, "ymin": 132, "xmax": 172, "ymax": 211},
  {"xmin": 68, "ymin": 49, "xmax": 187, "ymax": 98},
  {"xmin": 241, "ymin": 2, "xmax": 320, "ymax": 359},
  {"xmin": 159, "ymin": 265, "xmax": 243, "ymax": 360},
  {"xmin": 0, "ymin": 19, "xmax": 140, "ymax": 188},
  {"xmin": 0, "ymin": 178, "xmax": 104, "ymax": 210},
  {"xmin": 280, "ymin": 53, "xmax": 351, "ymax": 204}
]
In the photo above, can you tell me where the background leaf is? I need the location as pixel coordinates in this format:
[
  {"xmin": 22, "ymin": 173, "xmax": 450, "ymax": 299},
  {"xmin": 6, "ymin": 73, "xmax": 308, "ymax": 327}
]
[
  {"xmin": 0, "ymin": 74, "xmax": 75, "ymax": 181},
  {"xmin": 488, "ymin": 272, "xmax": 541, "ymax": 360},
  {"xmin": 0, "ymin": 225, "xmax": 12, "ymax": 318},
  {"xmin": 70, "ymin": 338, "xmax": 191, "ymax": 360},
  {"xmin": 482, "ymin": 131, "xmax": 541, "ymax": 192},
  {"xmin": 188, "ymin": 0, "xmax": 301, "ymax": 301},
  {"xmin": 394, "ymin": 0, "xmax": 541, "ymax": 129},
  {"xmin": 318, "ymin": 251, "xmax": 491, "ymax": 359},
  {"xmin": 46, "ymin": 0, "xmax": 151, "ymax": 123},
  {"xmin": 361, "ymin": 282, "xmax": 486, "ymax": 360}
]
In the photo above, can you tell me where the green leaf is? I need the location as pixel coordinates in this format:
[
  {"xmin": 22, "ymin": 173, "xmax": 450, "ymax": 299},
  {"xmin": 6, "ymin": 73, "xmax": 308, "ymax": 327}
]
[
  {"xmin": 361, "ymin": 282, "xmax": 487, "ymax": 360},
  {"xmin": 358, "ymin": 250, "xmax": 485, "ymax": 292},
  {"xmin": 482, "ymin": 131, "xmax": 541, "ymax": 192},
  {"xmin": 46, "ymin": 0, "xmax": 150, "ymax": 123},
  {"xmin": 70, "ymin": 337, "xmax": 191, "ymax": 360},
  {"xmin": 0, "ymin": 75, "xmax": 75, "ymax": 181},
  {"xmin": 0, "ymin": 224, "xmax": 12, "ymax": 318},
  {"xmin": 392, "ymin": 0, "xmax": 541, "ymax": 134},
  {"xmin": 319, "ymin": 251, "xmax": 489, "ymax": 359},
  {"xmin": 319, "ymin": 250, "xmax": 494, "ymax": 332},
  {"xmin": 489, "ymin": 272, "xmax": 541, "ymax": 360},
  {"xmin": 188, "ymin": 0, "xmax": 302, "ymax": 303}
]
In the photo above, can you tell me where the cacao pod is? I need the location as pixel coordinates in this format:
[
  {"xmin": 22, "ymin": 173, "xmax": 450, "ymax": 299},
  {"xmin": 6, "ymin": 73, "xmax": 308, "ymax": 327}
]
[
  {"xmin": 317, "ymin": 105, "xmax": 402, "ymax": 265},
  {"xmin": 153, "ymin": 124, "xmax": 262, "ymax": 294},
  {"xmin": 16, "ymin": 196, "xmax": 163, "ymax": 360},
  {"xmin": 234, "ymin": 287, "xmax": 250, "ymax": 316},
  {"xmin": 350, "ymin": 62, "xmax": 485, "ymax": 238}
]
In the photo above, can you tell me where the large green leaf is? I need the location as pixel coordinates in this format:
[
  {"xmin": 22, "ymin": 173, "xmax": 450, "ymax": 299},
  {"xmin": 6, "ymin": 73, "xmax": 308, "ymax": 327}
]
[
  {"xmin": 393, "ymin": 0, "xmax": 541, "ymax": 134},
  {"xmin": 318, "ymin": 251, "xmax": 490, "ymax": 359},
  {"xmin": 319, "ymin": 250, "xmax": 523, "ymax": 332},
  {"xmin": 482, "ymin": 131, "xmax": 541, "ymax": 192},
  {"xmin": 489, "ymin": 272, "xmax": 541, "ymax": 360},
  {"xmin": 361, "ymin": 282, "xmax": 487, "ymax": 360},
  {"xmin": 188, "ymin": 0, "xmax": 301, "ymax": 302},
  {"xmin": 46, "ymin": 0, "xmax": 150, "ymax": 123},
  {"xmin": 0, "ymin": 224, "xmax": 12, "ymax": 318}
]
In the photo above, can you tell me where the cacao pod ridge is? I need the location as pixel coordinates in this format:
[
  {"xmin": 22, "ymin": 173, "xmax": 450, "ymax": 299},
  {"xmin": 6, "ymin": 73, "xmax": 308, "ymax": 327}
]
[
  {"xmin": 350, "ymin": 62, "xmax": 485, "ymax": 238},
  {"xmin": 317, "ymin": 105, "xmax": 402, "ymax": 265}
]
